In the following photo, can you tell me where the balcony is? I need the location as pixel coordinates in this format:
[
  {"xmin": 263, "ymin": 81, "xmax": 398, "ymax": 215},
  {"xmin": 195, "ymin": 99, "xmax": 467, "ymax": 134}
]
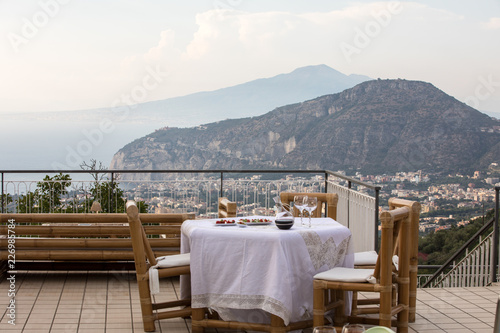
[
  {"xmin": 1, "ymin": 169, "xmax": 500, "ymax": 332},
  {"xmin": 0, "ymin": 273, "xmax": 499, "ymax": 332}
]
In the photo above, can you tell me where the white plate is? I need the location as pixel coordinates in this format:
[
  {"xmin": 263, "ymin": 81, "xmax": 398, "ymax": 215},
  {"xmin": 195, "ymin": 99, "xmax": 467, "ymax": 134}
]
[
  {"xmin": 214, "ymin": 221, "xmax": 237, "ymax": 226},
  {"xmin": 239, "ymin": 218, "xmax": 273, "ymax": 226}
]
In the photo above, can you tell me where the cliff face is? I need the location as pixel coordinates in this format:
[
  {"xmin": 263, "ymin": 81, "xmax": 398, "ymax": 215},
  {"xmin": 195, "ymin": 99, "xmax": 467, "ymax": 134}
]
[{"xmin": 110, "ymin": 79, "xmax": 500, "ymax": 178}]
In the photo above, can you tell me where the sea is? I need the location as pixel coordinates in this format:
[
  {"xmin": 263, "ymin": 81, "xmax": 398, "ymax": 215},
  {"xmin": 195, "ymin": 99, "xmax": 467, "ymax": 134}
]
[{"xmin": 0, "ymin": 118, "xmax": 161, "ymax": 181}]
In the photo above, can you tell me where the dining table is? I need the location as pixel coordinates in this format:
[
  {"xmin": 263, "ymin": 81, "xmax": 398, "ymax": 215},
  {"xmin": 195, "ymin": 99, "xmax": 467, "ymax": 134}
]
[{"xmin": 180, "ymin": 215, "xmax": 354, "ymax": 327}]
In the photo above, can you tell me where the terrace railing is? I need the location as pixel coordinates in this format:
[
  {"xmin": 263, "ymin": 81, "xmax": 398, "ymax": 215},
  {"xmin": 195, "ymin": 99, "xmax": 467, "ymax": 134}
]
[
  {"xmin": 422, "ymin": 186, "xmax": 500, "ymax": 288},
  {"xmin": 1, "ymin": 169, "xmax": 380, "ymax": 253}
]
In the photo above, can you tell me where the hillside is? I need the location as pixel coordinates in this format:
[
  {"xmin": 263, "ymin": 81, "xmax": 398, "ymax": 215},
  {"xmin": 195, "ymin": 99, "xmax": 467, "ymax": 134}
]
[{"xmin": 110, "ymin": 79, "xmax": 500, "ymax": 178}]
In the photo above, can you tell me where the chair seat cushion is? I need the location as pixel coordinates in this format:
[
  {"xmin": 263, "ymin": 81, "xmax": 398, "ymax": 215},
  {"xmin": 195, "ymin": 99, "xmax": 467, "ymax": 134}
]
[
  {"xmin": 156, "ymin": 253, "xmax": 190, "ymax": 268},
  {"xmin": 149, "ymin": 253, "xmax": 190, "ymax": 295},
  {"xmin": 354, "ymin": 250, "xmax": 378, "ymax": 265},
  {"xmin": 314, "ymin": 267, "xmax": 376, "ymax": 283}
]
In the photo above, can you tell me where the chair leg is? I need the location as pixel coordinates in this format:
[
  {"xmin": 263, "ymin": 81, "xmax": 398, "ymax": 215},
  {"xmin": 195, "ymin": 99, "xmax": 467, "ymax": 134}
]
[
  {"xmin": 313, "ymin": 285, "xmax": 325, "ymax": 327},
  {"xmin": 334, "ymin": 290, "xmax": 346, "ymax": 326},
  {"xmin": 270, "ymin": 314, "xmax": 286, "ymax": 333},
  {"xmin": 137, "ymin": 278, "xmax": 156, "ymax": 332},
  {"xmin": 409, "ymin": 267, "xmax": 417, "ymax": 323},
  {"xmin": 192, "ymin": 308, "xmax": 205, "ymax": 333},
  {"xmin": 379, "ymin": 287, "xmax": 392, "ymax": 329},
  {"xmin": 351, "ymin": 291, "xmax": 359, "ymax": 316}
]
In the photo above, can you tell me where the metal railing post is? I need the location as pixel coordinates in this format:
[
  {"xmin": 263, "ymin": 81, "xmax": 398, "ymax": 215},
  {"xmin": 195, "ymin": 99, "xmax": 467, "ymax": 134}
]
[
  {"xmin": 220, "ymin": 172, "xmax": 224, "ymax": 198},
  {"xmin": 493, "ymin": 187, "xmax": 500, "ymax": 283},
  {"xmin": 1, "ymin": 172, "xmax": 4, "ymax": 213},
  {"xmin": 375, "ymin": 186, "xmax": 380, "ymax": 251},
  {"xmin": 324, "ymin": 171, "xmax": 328, "ymax": 193},
  {"xmin": 110, "ymin": 172, "xmax": 115, "ymax": 213},
  {"xmin": 347, "ymin": 181, "xmax": 351, "ymax": 228}
]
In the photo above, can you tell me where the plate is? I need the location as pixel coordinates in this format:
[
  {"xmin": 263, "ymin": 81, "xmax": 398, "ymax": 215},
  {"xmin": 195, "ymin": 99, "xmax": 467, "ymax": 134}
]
[
  {"xmin": 214, "ymin": 219, "xmax": 237, "ymax": 226},
  {"xmin": 238, "ymin": 218, "xmax": 273, "ymax": 226}
]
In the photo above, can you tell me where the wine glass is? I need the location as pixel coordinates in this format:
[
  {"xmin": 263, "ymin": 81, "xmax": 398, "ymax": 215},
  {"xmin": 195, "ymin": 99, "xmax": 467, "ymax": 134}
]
[
  {"xmin": 313, "ymin": 326, "xmax": 337, "ymax": 333},
  {"xmin": 304, "ymin": 196, "xmax": 318, "ymax": 228},
  {"xmin": 341, "ymin": 323, "xmax": 365, "ymax": 333},
  {"xmin": 293, "ymin": 195, "xmax": 307, "ymax": 227}
]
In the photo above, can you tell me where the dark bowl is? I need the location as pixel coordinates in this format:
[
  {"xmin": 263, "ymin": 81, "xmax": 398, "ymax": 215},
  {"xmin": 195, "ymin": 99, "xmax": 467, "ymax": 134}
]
[
  {"xmin": 276, "ymin": 223, "xmax": 293, "ymax": 230},
  {"xmin": 275, "ymin": 218, "xmax": 294, "ymax": 230},
  {"xmin": 275, "ymin": 218, "xmax": 294, "ymax": 224}
]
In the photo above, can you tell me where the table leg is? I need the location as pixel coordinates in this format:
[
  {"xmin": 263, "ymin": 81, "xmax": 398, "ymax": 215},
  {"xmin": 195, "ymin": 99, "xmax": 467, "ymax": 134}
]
[{"xmin": 270, "ymin": 314, "xmax": 286, "ymax": 333}]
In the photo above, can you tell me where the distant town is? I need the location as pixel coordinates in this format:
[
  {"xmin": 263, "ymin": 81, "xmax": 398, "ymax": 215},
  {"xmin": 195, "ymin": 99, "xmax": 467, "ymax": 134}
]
[
  {"xmin": 117, "ymin": 167, "xmax": 499, "ymax": 235},
  {"xmin": 344, "ymin": 168, "xmax": 499, "ymax": 234},
  {"xmin": 4, "ymin": 166, "xmax": 497, "ymax": 236}
]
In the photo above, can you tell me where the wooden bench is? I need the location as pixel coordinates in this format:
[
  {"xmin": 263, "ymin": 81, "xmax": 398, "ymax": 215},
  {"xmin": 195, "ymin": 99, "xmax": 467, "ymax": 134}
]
[{"xmin": 0, "ymin": 212, "xmax": 194, "ymax": 273}]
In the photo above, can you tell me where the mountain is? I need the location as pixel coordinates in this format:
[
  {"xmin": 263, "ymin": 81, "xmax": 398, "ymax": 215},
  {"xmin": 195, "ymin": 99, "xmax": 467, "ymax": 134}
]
[
  {"xmin": 110, "ymin": 79, "xmax": 500, "ymax": 177},
  {"xmin": 147, "ymin": 64, "xmax": 371, "ymax": 125},
  {"xmin": 3, "ymin": 65, "xmax": 371, "ymax": 129}
]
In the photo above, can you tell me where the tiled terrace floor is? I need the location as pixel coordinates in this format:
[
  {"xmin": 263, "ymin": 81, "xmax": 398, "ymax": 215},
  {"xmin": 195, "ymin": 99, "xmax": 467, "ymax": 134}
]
[{"xmin": 1, "ymin": 271, "xmax": 499, "ymax": 333}]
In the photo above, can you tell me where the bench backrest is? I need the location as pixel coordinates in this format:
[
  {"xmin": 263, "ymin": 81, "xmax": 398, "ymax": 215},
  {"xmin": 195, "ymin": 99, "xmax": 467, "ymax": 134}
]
[{"xmin": 0, "ymin": 212, "xmax": 194, "ymax": 261}]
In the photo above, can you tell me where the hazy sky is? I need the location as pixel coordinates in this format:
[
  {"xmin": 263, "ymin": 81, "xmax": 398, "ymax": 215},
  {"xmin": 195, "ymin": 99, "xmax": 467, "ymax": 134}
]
[{"xmin": 1, "ymin": 0, "xmax": 499, "ymax": 116}]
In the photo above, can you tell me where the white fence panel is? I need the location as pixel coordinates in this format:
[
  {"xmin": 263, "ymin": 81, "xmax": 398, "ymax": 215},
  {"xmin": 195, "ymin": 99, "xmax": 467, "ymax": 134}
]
[{"xmin": 327, "ymin": 181, "xmax": 376, "ymax": 252}]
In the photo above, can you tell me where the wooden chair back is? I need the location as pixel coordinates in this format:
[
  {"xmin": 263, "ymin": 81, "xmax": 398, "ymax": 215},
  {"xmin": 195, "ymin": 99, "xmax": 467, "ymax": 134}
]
[
  {"xmin": 376, "ymin": 206, "xmax": 410, "ymax": 284},
  {"xmin": 126, "ymin": 200, "xmax": 192, "ymax": 332},
  {"xmin": 280, "ymin": 192, "xmax": 338, "ymax": 219},
  {"xmin": 388, "ymin": 198, "xmax": 421, "ymax": 323},
  {"xmin": 360, "ymin": 206, "xmax": 410, "ymax": 329},
  {"xmin": 218, "ymin": 197, "xmax": 237, "ymax": 218},
  {"xmin": 126, "ymin": 201, "xmax": 157, "ymax": 275}
]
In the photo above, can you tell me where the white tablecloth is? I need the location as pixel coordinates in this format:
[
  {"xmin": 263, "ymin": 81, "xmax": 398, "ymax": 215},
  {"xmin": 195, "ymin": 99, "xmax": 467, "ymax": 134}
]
[{"xmin": 180, "ymin": 216, "xmax": 353, "ymax": 325}]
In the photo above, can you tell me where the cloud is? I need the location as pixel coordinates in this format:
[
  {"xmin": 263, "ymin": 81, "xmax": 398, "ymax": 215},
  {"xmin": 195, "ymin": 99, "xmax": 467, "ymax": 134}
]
[
  {"xmin": 5, "ymin": 2, "xmax": 492, "ymax": 114},
  {"xmin": 482, "ymin": 17, "xmax": 500, "ymax": 30},
  {"xmin": 118, "ymin": 3, "xmax": 471, "ymax": 102},
  {"xmin": 145, "ymin": 29, "xmax": 177, "ymax": 62}
]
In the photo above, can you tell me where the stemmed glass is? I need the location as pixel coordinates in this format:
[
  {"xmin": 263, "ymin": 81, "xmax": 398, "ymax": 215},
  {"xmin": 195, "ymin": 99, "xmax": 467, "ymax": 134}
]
[
  {"xmin": 313, "ymin": 326, "xmax": 337, "ymax": 333},
  {"xmin": 304, "ymin": 196, "xmax": 318, "ymax": 228},
  {"xmin": 293, "ymin": 195, "xmax": 307, "ymax": 227},
  {"xmin": 341, "ymin": 324, "xmax": 365, "ymax": 333}
]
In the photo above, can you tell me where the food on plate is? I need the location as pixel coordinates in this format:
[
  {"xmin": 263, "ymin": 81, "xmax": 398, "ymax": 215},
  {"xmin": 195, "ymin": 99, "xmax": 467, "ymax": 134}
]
[
  {"xmin": 238, "ymin": 218, "xmax": 272, "ymax": 223},
  {"xmin": 215, "ymin": 219, "xmax": 236, "ymax": 224}
]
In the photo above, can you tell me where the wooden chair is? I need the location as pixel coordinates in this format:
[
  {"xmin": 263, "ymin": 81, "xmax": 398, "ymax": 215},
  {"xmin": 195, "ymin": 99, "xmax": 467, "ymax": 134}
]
[
  {"xmin": 388, "ymin": 198, "xmax": 420, "ymax": 323},
  {"xmin": 218, "ymin": 197, "xmax": 237, "ymax": 218},
  {"xmin": 279, "ymin": 192, "xmax": 338, "ymax": 219},
  {"xmin": 352, "ymin": 199, "xmax": 420, "ymax": 323},
  {"xmin": 313, "ymin": 206, "xmax": 411, "ymax": 332},
  {"xmin": 126, "ymin": 200, "xmax": 192, "ymax": 332}
]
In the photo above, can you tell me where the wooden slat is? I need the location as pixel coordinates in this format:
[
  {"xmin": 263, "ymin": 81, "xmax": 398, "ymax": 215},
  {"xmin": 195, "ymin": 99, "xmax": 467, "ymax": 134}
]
[
  {"xmin": 0, "ymin": 213, "xmax": 195, "ymax": 224},
  {"xmin": 0, "ymin": 225, "xmax": 182, "ymax": 236},
  {"xmin": 2, "ymin": 249, "xmax": 178, "ymax": 261},
  {"xmin": 0, "ymin": 238, "xmax": 180, "ymax": 248},
  {"xmin": 13, "ymin": 261, "xmax": 136, "ymax": 271}
]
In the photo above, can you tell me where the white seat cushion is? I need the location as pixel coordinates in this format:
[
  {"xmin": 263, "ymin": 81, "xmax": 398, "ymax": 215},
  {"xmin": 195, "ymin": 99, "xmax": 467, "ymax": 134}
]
[
  {"xmin": 155, "ymin": 253, "xmax": 190, "ymax": 267},
  {"xmin": 354, "ymin": 250, "xmax": 378, "ymax": 265},
  {"xmin": 314, "ymin": 267, "xmax": 376, "ymax": 284},
  {"xmin": 149, "ymin": 253, "xmax": 190, "ymax": 295}
]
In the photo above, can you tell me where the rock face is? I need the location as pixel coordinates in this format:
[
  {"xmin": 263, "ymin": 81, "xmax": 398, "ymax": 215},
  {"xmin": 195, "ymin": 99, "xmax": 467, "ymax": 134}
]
[{"xmin": 110, "ymin": 79, "xmax": 500, "ymax": 178}]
